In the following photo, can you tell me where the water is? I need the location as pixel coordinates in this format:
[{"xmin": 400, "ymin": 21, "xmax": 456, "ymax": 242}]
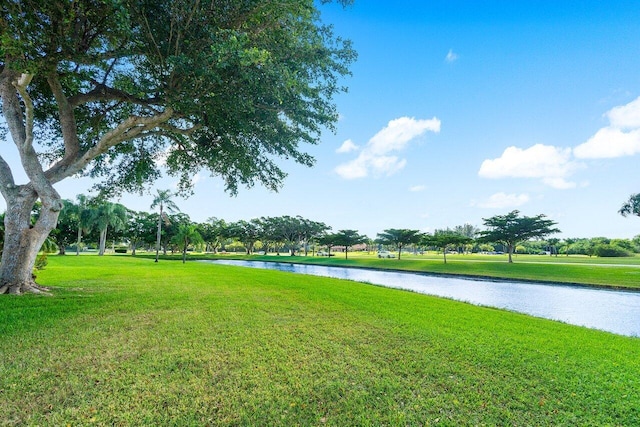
[{"xmin": 206, "ymin": 259, "xmax": 640, "ymax": 337}]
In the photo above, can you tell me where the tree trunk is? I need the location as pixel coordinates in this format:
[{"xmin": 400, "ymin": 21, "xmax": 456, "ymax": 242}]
[
  {"xmin": 0, "ymin": 190, "xmax": 60, "ymax": 294},
  {"xmin": 98, "ymin": 227, "xmax": 108, "ymax": 255},
  {"xmin": 507, "ymin": 244, "xmax": 514, "ymax": 263},
  {"xmin": 443, "ymin": 248, "xmax": 447, "ymax": 264},
  {"xmin": 155, "ymin": 207, "xmax": 162, "ymax": 262},
  {"xmin": 76, "ymin": 226, "xmax": 82, "ymax": 255}
]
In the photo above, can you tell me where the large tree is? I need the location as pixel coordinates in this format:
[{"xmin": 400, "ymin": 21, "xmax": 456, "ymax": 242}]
[
  {"xmin": 199, "ymin": 217, "xmax": 230, "ymax": 253},
  {"xmin": 298, "ymin": 218, "xmax": 330, "ymax": 256},
  {"xmin": 0, "ymin": 0, "xmax": 354, "ymax": 293},
  {"xmin": 477, "ymin": 210, "xmax": 560, "ymax": 263},
  {"xmin": 273, "ymin": 215, "xmax": 303, "ymax": 256},
  {"xmin": 230, "ymin": 219, "xmax": 261, "ymax": 255},
  {"xmin": 127, "ymin": 210, "xmax": 156, "ymax": 255}
]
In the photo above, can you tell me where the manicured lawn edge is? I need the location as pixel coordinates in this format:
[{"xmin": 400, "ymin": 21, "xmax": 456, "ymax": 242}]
[{"xmin": 135, "ymin": 252, "xmax": 640, "ymax": 291}]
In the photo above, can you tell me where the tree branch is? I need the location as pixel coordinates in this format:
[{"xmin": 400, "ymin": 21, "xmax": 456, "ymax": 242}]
[
  {"xmin": 158, "ymin": 121, "xmax": 202, "ymax": 136},
  {"xmin": 68, "ymin": 81, "xmax": 162, "ymax": 108},
  {"xmin": 47, "ymin": 108, "xmax": 174, "ymax": 183},
  {"xmin": 12, "ymin": 74, "xmax": 62, "ymax": 209},
  {"xmin": 0, "ymin": 154, "xmax": 17, "ymax": 200},
  {"xmin": 47, "ymin": 73, "xmax": 81, "ymax": 163}
]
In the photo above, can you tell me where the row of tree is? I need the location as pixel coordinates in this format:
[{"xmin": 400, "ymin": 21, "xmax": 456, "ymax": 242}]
[
  {"xmin": 40, "ymin": 193, "xmax": 572, "ymax": 264},
  {"xmin": 14, "ymin": 194, "xmax": 640, "ymax": 265},
  {"xmin": 20, "ymin": 192, "xmax": 640, "ymax": 264}
]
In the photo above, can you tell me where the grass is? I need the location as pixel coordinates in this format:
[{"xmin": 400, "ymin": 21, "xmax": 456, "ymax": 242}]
[
  {"xmin": 1, "ymin": 255, "xmax": 639, "ymax": 425},
  {"xmin": 144, "ymin": 250, "xmax": 640, "ymax": 290}
]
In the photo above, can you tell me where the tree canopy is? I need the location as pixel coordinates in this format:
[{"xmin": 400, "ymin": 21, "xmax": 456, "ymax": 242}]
[
  {"xmin": 424, "ymin": 230, "xmax": 472, "ymax": 264},
  {"xmin": 477, "ymin": 210, "xmax": 560, "ymax": 263},
  {"xmin": 332, "ymin": 229, "xmax": 367, "ymax": 259},
  {"xmin": 619, "ymin": 194, "xmax": 640, "ymax": 218},
  {"xmin": 0, "ymin": 0, "xmax": 355, "ymax": 293},
  {"xmin": 1, "ymin": 0, "xmax": 355, "ymax": 194},
  {"xmin": 376, "ymin": 229, "xmax": 422, "ymax": 260}
]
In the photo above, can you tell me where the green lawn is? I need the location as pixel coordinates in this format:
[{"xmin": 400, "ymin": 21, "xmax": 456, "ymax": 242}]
[
  {"xmin": 201, "ymin": 251, "xmax": 640, "ymax": 290},
  {"xmin": 145, "ymin": 250, "xmax": 640, "ymax": 290},
  {"xmin": 1, "ymin": 255, "xmax": 639, "ymax": 425}
]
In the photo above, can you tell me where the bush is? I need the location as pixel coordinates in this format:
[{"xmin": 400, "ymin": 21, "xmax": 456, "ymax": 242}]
[
  {"xmin": 593, "ymin": 244, "xmax": 631, "ymax": 257},
  {"xmin": 34, "ymin": 252, "xmax": 48, "ymax": 270},
  {"xmin": 114, "ymin": 247, "xmax": 128, "ymax": 254}
]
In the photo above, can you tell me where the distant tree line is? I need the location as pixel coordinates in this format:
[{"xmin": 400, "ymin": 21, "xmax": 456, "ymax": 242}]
[{"xmin": 8, "ymin": 198, "xmax": 640, "ymax": 263}]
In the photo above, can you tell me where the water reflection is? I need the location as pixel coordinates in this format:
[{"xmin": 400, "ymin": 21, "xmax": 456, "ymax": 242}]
[{"xmin": 207, "ymin": 260, "xmax": 640, "ymax": 337}]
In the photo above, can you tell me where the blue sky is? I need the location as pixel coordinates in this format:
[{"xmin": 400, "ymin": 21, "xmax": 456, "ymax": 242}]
[{"xmin": 7, "ymin": 0, "xmax": 640, "ymax": 239}]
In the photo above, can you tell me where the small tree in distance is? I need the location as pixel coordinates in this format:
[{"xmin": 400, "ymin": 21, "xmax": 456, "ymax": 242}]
[
  {"xmin": 376, "ymin": 229, "xmax": 423, "ymax": 260},
  {"xmin": 171, "ymin": 224, "xmax": 204, "ymax": 264},
  {"xmin": 477, "ymin": 210, "xmax": 560, "ymax": 263},
  {"xmin": 151, "ymin": 190, "xmax": 180, "ymax": 263},
  {"xmin": 317, "ymin": 233, "xmax": 338, "ymax": 257},
  {"xmin": 424, "ymin": 230, "xmax": 472, "ymax": 264},
  {"xmin": 333, "ymin": 230, "xmax": 367, "ymax": 259}
]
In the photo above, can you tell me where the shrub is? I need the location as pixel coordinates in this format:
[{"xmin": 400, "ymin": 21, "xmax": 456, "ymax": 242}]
[
  {"xmin": 34, "ymin": 252, "xmax": 48, "ymax": 270},
  {"xmin": 593, "ymin": 244, "xmax": 631, "ymax": 257}
]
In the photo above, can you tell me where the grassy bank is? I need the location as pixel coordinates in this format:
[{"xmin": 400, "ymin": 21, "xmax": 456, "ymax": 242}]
[
  {"xmin": 1, "ymin": 256, "xmax": 638, "ymax": 425},
  {"xmin": 268, "ymin": 254, "xmax": 640, "ymax": 290},
  {"xmin": 144, "ymin": 251, "xmax": 640, "ymax": 290}
]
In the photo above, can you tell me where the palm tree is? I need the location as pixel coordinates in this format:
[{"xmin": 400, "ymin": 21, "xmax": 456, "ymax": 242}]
[
  {"xmin": 171, "ymin": 224, "xmax": 204, "ymax": 263},
  {"xmin": 92, "ymin": 202, "xmax": 128, "ymax": 255},
  {"xmin": 151, "ymin": 189, "xmax": 180, "ymax": 262},
  {"xmin": 74, "ymin": 194, "xmax": 95, "ymax": 256}
]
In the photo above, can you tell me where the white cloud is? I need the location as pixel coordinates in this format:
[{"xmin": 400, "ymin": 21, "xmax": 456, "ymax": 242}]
[
  {"xmin": 335, "ymin": 117, "xmax": 440, "ymax": 179},
  {"xmin": 474, "ymin": 192, "xmax": 530, "ymax": 209},
  {"xmin": 445, "ymin": 49, "xmax": 458, "ymax": 63},
  {"xmin": 541, "ymin": 177, "xmax": 575, "ymax": 190},
  {"xmin": 477, "ymin": 96, "xmax": 640, "ymax": 188},
  {"xmin": 368, "ymin": 117, "xmax": 441, "ymax": 155},
  {"xmin": 478, "ymin": 144, "xmax": 579, "ymax": 189},
  {"xmin": 606, "ymin": 96, "xmax": 640, "ymax": 129},
  {"xmin": 334, "ymin": 157, "xmax": 368, "ymax": 180},
  {"xmin": 573, "ymin": 96, "xmax": 640, "ymax": 159},
  {"xmin": 409, "ymin": 185, "xmax": 427, "ymax": 192},
  {"xmin": 336, "ymin": 139, "xmax": 359, "ymax": 153},
  {"xmin": 573, "ymin": 125, "xmax": 640, "ymax": 159}
]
